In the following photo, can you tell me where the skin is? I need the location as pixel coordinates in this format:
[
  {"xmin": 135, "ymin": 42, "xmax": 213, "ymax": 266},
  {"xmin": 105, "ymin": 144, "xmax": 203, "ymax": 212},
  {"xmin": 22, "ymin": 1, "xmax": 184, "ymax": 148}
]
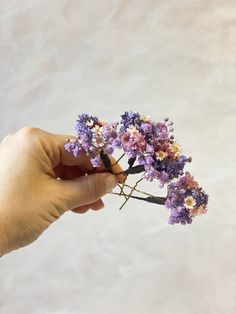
[{"xmin": 0, "ymin": 127, "xmax": 125, "ymax": 256}]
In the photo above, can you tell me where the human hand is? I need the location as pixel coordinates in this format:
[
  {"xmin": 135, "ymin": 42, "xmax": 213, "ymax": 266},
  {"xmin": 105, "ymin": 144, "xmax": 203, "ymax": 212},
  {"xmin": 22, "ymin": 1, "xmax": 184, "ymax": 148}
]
[{"xmin": 0, "ymin": 127, "xmax": 123, "ymax": 256}]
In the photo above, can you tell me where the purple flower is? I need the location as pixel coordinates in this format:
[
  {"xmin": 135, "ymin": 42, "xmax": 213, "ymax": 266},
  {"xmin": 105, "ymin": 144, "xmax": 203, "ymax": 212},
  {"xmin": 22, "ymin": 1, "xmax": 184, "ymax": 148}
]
[
  {"xmin": 154, "ymin": 155, "xmax": 191, "ymax": 184},
  {"xmin": 65, "ymin": 111, "xmax": 208, "ymax": 225},
  {"xmin": 154, "ymin": 122, "xmax": 170, "ymax": 141},
  {"xmin": 120, "ymin": 111, "xmax": 142, "ymax": 131},
  {"xmin": 64, "ymin": 139, "xmax": 81, "ymax": 158},
  {"xmin": 140, "ymin": 123, "xmax": 153, "ymax": 134},
  {"xmin": 75, "ymin": 114, "xmax": 99, "ymax": 133},
  {"xmin": 65, "ymin": 114, "xmax": 119, "ymax": 167},
  {"xmin": 146, "ymin": 144, "xmax": 154, "ymax": 154},
  {"xmin": 91, "ymin": 155, "xmax": 102, "ymax": 167},
  {"xmin": 165, "ymin": 172, "xmax": 208, "ymax": 225},
  {"xmin": 119, "ymin": 128, "xmax": 147, "ymax": 158},
  {"xmin": 143, "ymin": 165, "xmax": 159, "ymax": 181},
  {"xmin": 168, "ymin": 208, "xmax": 192, "ymax": 225},
  {"xmin": 117, "ymin": 111, "xmax": 191, "ymax": 186}
]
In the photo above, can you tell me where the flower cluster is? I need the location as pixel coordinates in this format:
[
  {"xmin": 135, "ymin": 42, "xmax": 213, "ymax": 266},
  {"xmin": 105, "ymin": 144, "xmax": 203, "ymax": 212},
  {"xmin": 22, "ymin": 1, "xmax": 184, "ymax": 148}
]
[
  {"xmin": 117, "ymin": 111, "xmax": 191, "ymax": 186},
  {"xmin": 65, "ymin": 114, "xmax": 118, "ymax": 167},
  {"xmin": 65, "ymin": 111, "xmax": 208, "ymax": 225},
  {"xmin": 165, "ymin": 172, "xmax": 208, "ymax": 225}
]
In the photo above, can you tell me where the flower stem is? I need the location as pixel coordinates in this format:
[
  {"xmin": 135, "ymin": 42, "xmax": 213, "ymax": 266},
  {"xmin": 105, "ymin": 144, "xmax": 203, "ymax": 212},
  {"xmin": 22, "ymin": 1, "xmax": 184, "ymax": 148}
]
[
  {"xmin": 101, "ymin": 153, "xmax": 126, "ymax": 171},
  {"xmin": 113, "ymin": 153, "xmax": 126, "ymax": 165},
  {"xmin": 100, "ymin": 151, "xmax": 112, "ymax": 169},
  {"xmin": 129, "ymin": 195, "xmax": 166, "ymax": 205},
  {"xmin": 128, "ymin": 157, "xmax": 136, "ymax": 168},
  {"xmin": 111, "ymin": 192, "xmax": 166, "ymax": 205},
  {"xmin": 116, "ymin": 164, "xmax": 145, "ymax": 176}
]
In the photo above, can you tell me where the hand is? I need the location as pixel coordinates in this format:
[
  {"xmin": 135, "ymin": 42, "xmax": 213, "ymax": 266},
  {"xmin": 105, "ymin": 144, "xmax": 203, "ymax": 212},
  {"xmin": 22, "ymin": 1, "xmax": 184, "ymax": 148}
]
[{"xmin": 0, "ymin": 127, "xmax": 122, "ymax": 256}]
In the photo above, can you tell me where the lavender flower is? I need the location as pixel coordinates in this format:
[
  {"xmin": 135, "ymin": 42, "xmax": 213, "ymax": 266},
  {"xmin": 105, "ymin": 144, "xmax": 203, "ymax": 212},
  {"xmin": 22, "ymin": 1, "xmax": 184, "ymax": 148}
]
[
  {"xmin": 118, "ymin": 111, "xmax": 191, "ymax": 186},
  {"xmin": 64, "ymin": 139, "xmax": 82, "ymax": 158},
  {"xmin": 120, "ymin": 111, "xmax": 143, "ymax": 131},
  {"xmin": 65, "ymin": 111, "xmax": 208, "ymax": 226},
  {"xmin": 65, "ymin": 114, "xmax": 118, "ymax": 167},
  {"xmin": 165, "ymin": 172, "xmax": 208, "ymax": 225}
]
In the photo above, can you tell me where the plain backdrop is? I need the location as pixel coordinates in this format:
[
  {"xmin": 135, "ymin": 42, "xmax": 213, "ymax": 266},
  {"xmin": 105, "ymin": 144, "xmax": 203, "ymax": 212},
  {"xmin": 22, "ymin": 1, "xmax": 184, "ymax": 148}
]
[{"xmin": 0, "ymin": 1, "xmax": 235, "ymax": 313}]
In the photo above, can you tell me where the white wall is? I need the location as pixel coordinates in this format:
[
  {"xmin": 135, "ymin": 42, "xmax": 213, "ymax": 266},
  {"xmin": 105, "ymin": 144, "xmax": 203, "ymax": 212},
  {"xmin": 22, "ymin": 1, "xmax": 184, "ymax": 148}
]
[{"xmin": 0, "ymin": 1, "xmax": 235, "ymax": 313}]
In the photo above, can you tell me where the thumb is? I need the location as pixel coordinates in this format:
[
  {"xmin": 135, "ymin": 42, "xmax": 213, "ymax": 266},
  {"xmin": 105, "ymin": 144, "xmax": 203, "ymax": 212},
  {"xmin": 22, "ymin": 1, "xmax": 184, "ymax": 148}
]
[{"xmin": 56, "ymin": 172, "xmax": 118, "ymax": 211}]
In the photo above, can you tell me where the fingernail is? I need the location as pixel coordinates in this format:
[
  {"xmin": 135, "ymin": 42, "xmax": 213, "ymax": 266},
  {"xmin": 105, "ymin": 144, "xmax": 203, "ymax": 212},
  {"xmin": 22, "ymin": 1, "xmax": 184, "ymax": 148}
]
[{"xmin": 105, "ymin": 175, "xmax": 118, "ymax": 193}]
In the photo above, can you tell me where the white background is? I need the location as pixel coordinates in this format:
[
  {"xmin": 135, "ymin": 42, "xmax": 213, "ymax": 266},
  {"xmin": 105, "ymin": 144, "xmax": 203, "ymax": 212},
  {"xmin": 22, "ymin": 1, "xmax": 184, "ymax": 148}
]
[{"xmin": 0, "ymin": 1, "xmax": 235, "ymax": 313}]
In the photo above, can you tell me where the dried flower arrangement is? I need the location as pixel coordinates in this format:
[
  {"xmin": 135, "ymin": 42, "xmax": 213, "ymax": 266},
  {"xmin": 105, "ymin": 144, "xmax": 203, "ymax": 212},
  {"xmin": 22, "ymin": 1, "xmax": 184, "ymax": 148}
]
[{"xmin": 65, "ymin": 112, "xmax": 208, "ymax": 225}]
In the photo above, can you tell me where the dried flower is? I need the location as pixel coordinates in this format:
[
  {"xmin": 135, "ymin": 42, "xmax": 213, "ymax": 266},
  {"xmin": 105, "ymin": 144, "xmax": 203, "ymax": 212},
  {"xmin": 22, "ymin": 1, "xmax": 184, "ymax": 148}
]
[
  {"xmin": 117, "ymin": 111, "xmax": 191, "ymax": 186},
  {"xmin": 165, "ymin": 172, "xmax": 208, "ymax": 225},
  {"xmin": 65, "ymin": 111, "xmax": 208, "ymax": 226},
  {"xmin": 65, "ymin": 114, "xmax": 118, "ymax": 167},
  {"xmin": 184, "ymin": 196, "xmax": 196, "ymax": 209}
]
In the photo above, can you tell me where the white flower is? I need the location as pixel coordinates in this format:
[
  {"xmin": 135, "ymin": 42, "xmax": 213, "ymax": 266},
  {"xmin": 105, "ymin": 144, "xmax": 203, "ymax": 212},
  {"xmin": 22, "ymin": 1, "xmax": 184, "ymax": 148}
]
[
  {"xmin": 184, "ymin": 196, "xmax": 196, "ymax": 209},
  {"xmin": 155, "ymin": 151, "xmax": 167, "ymax": 161},
  {"xmin": 86, "ymin": 119, "xmax": 94, "ymax": 127},
  {"xmin": 171, "ymin": 142, "xmax": 182, "ymax": 156},
  {"xmin": 92, "ymin": 136, "xmax": 104, "ymax": 148},
  {"xmin": 92, "ymin": 125, "xmax": 101, "ymax": 134},
  {"xmin": 127, "ymin": 125, "xmax": 139, "ymax": 136},
  {"xmin": 140, "ymin": 115, "xmax": 150, "ymax": 122}
]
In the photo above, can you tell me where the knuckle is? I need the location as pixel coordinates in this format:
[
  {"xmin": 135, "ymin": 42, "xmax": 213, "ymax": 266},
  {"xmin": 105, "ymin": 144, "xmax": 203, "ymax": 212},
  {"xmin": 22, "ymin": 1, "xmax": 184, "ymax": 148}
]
[
  {"xmin": 18, "ymin": 127, "xmax": 40, "ymax": 137},
  {"xmin": 1, "ymin": 133, "xmax": 12, "ymax": 144},
  {"xmin": 48, "ymin": 183, "xmax": 68, "ymax": 215},
  {"xmin": 51, "ymin": 196, "xmax": 67, "ymax": 217},
  {"xmin": 16, "ymin": 127, "xmax": 42, "ymax": 148},
  {"xmin": 86, "ymin": 175, "xmax": 105, "ymax": 203}
]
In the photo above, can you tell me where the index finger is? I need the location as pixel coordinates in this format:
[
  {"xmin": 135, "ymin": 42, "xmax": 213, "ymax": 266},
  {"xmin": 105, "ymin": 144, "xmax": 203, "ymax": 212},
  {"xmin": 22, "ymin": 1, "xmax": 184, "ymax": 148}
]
[
  {"xmin": 45, "ymin": 132, "xmax": 93, "ymax": 170},
  {"xmin": 45, "ymin": 131, "xmax": 126, "ymax": 182}
]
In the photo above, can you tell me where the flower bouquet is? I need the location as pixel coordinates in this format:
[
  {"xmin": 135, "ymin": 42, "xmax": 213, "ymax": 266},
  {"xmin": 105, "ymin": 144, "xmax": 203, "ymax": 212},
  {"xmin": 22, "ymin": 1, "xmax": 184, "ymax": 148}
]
[{"xmin": 65, "ymin": 111, "xmax": 208, "ymax": 225}]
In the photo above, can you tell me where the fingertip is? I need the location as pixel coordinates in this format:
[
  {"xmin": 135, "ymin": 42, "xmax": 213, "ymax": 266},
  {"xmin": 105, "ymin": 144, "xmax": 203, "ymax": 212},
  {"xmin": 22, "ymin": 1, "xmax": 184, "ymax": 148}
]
[
  {"xmin": 90, "ymin": 199, "xmax": 105, "ymax": 211},
  {"xmin": 71, "ymin": 199, "xmax": 105, "ymax": 214},
  {"xmin": 71, "ymin": 205, "xmax": 90, "ymax": 214}
]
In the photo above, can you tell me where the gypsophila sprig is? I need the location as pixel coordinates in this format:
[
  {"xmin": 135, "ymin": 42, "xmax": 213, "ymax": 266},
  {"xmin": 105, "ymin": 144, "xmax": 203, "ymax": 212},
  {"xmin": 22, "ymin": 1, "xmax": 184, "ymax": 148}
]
[{"xmin": 65, "ymin": 111, "xmax": 209, "ymax": 225}]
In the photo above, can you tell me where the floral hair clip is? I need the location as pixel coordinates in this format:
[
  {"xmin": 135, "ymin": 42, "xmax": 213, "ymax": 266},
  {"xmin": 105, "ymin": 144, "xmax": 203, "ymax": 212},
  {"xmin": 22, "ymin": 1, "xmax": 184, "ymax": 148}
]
[{"xmin": 65, "ymin": 111, "xmax": 208, "ymax": 225}]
